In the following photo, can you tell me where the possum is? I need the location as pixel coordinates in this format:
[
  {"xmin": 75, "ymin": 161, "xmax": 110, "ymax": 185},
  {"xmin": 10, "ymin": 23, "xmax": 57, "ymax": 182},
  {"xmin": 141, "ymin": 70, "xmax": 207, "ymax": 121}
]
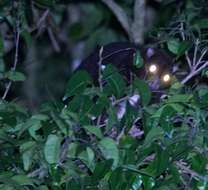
[{"xmin": 77, "ymin": 42, "xmax": 173, "ymax": 92}]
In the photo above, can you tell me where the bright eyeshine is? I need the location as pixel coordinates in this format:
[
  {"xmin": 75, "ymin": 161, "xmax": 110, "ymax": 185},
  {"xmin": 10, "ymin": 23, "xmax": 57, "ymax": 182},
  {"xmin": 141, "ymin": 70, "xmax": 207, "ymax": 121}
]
[
  {"xmin": 163, "ymin": 74, "xmax": 170, "ymax": 82},
  {"xmin": 149, "ymin": 64, "xmax": 157, "ymax": 73}
]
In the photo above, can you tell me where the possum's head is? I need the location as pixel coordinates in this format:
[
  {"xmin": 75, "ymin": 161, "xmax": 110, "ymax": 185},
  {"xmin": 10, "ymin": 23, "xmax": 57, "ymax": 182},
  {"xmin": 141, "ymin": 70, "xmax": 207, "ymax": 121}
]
[{"xmin": 141, "ymin": 47, "xmax": 174, "ymax": 91}]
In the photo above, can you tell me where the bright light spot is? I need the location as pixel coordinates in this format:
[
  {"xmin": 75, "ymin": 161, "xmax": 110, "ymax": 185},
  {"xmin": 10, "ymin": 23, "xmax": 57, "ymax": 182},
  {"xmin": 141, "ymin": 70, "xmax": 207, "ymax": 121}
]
[
  {"xmin": 149, "ymin": 64, "xmax": 157, "ymax": 73},
  {"xmin": 163, "ymin": 74, "xmax": 170, "ymax": 82},
  {"xmin": 101, "ymin": 65, "xmax": 106, "ymax": 70}
]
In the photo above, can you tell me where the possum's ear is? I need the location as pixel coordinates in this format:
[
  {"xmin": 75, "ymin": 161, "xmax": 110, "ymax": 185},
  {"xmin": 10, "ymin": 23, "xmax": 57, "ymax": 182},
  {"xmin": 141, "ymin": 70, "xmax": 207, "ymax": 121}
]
[
  {"xmin": 172, "ymin": 65, "xmax": 179, "ymax": 74},
  {"xmin": 146, "ymin": 48, "xmax": 155, "ymax": 58}
]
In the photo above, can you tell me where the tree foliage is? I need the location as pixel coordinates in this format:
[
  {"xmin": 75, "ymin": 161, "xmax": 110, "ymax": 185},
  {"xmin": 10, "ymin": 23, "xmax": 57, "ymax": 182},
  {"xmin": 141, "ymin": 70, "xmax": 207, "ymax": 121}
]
[{"xmin": 0, "ymin": 0, "xmax": 208, "ymax": 189}]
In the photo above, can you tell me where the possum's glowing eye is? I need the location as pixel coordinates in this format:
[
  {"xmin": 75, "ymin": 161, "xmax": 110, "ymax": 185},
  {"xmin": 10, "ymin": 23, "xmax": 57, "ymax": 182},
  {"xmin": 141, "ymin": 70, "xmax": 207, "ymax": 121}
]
[
  {"xmin": 162, "ymin": 74, "xmax": 171, "ymax": 83},
  {"xmin": 149, "ymin": 64, "xmax": 157, "ymax": 73}
]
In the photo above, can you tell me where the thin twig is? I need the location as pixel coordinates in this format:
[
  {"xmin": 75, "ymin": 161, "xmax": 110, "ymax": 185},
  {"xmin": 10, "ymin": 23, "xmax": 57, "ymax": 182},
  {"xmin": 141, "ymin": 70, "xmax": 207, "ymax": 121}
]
[
  {"xmin": 180, "ymin": 23, "xmax": 192, "ymax": 69},
  {"xmin": 47, "ymin": 27, "xmax": 60, "ymax": 53},
  {"xmin": 96, "ymin": 46, "xmax": 104, "ymax": 127},
  {"xmin": 102, "ymin": 47, "xmax": 136, "ymax": 61},
  {"xmin": 194, "ymin": 49, "xmax": 207, "ymax": 69},
  {"xmin": 116, "ymin": 126, "xmax": 126, "ymax": 144},
  {"xmin": 2, "ymin": 21, "xmax": 20, "ymax": 100},
  {"xmin": 37, "ymin": 9, "xmax": 50, "ymax": 27},
  {"xmin": 27, "ymin": 167, "xmax": 45, "ymax": 178},
  {"xmin": 176, "ymin": 161, "xmax": 206, "ymax": 181},
  {"xmin": 58, "ymin": 137, "xmax": 71, "ymax": 165},
  {"xmin": 193, "ymin": 39, "xmax": 199, "ymax": 66},
  {"xmin": 112, "ymin": 95, "xmax": 129, "ymax": 106},
  {"xmin": 98, "ymin": 46, "xmax": 104, "ymax": 92}
]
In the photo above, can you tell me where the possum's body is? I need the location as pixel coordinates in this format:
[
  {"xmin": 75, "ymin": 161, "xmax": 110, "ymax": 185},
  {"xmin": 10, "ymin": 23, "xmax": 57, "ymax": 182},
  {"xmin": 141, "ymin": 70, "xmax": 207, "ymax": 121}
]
[{"xmin": 77, "ymin": 42, "xmax": 173, "ymax": 91}]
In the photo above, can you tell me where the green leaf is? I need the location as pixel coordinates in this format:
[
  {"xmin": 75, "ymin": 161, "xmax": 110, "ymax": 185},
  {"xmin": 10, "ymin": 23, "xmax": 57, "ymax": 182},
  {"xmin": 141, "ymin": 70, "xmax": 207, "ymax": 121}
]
[
  {"xmin": 6, "ymin": 71, "xmax": 26, "ymax": 82},
  {"xmin": 44, "ymin": 134, "xmax": 61, "ymax": 164},
  {"xmin": 193, "ymin": 18, "xmax": 208, "ymax": 29},
  {"xmin": 103, "ymin": 65, "xmax": 126, "ymax": 98},
  {"xmin": 158, "ymin": 104, "xmax": 183, "ymax": 116},
  {"xmin": 176, "ymin": 41, "xmax": 191, "ymax": 59},
  {"xmin": 131, "ymin": 175, "xmax": 142, "ymax": 190},
  {"xmin": 21, "ymin": 30, "xmax": 33, "ymax": 47},
  {"xmin": 133, "ymin": 50, "xmax": 144, "ymax": 68},
  {"xmin": 109, "ymin": 167, "xmax": 129, "ymax": 190},
  {"xmin": 39, "ymin": 186, "xmax": 49, "ymax": 190},
  {"xmin": 20, "ymin": 141, "xmax": 36, "ymax": 171},
  {"xmin": 67, "ymin": 142, "xmax": 78, "ymax": 158},
  {"xmin": 0, "ymin": 173, "xmax": 20, "ymax": 188},
  {"xmin": 141, "ymin": 175, "xmax": 155, "ymax": 189},
  {"xmin": 11, "ymin": 175, "xmax": 34, "ymax": 186},
  {"xmin": 144, "ymin": 127, "xmax": 164, "ymax": 147},
  {"xmin": 92, "ymin": 160, "xmax": 113, "ymax": 182},
  {"xmin": 0, "ymin": 185, "xmax": 15, "ymax": 190},
  {"xmin": 98, "ymin": 137, "xmax": 119, "ymax": 168},
  {"xmin": 78, "ymin": 147, "xmax": 95, "ymax": 171},
  {"xmin": 133, "ymin": 78, "xmax": 152, "ymax": 106},
  {"xmin": 91, "ymin": 95, "xmax": 109, "ymax": 117},
  {"xmin": 169, "ymin": 164, "xmax": 180, "ymax": 184},
  {"xmin": 167, "ymin": 94, "xmax": 193, "ymax": 103},
  {"xmin": 158, "ymin": 105, "xmax": 178, "ymax": 133},
  {"xmin": 28, "ymin": 120, "xmax": 42, "ymax": 140},
  {"xmin": 155, "ymin": 148, "xmax": 169, "ymax": 175},
  {"xmin": 122, "ymin": 165, "xmax": 153, "ymax": 177},
  {"xmin": 51, "ymin": 111, "xmax": 67, "ymax": 135},
  {"xmin": 17, "ymin": 118, "xmax": 42, "ymax": 139},
  {"xmin": 83, "ymin": 125, "xmax": 103, "ymax": 139},
  {"xmin": 167, "ymin": 39, "xmax": 180, "ymax": 55},
  {"xmin": 167, "ymin": 39, "xmax": 190, "ymax": 59},
  {"xmin": 64, "ymin": 70, "xmax": 92, "ymax": 99}
]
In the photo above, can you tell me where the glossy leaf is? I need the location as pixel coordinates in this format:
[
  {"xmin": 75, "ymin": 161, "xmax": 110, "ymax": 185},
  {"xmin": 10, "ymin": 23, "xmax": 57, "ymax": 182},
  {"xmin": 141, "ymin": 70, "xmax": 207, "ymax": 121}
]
[
  {"xmin": 133, "ymin": 50, "xmax": 144, "ymax": 68},
  {"xmin": 167, "ymin": 39, "xmax": 180, "ymax": 55},
  {"xmin": 98, "ymin": 137, "xmax": 119, "ymax": 168},
  {"xmin": 20, "ymin": 141, "xmax": 36, "ymax": 171},
  {"xmin": 176, "ymin": 41, "xmax": 191, "ymax": 59},
  {"xmin": 64, "ymin": 70, "xmax": 92, "ymax": 99},
  {"xmin": 44, "ymin": 135, "xmax": 61, "ymax": 164},
  {"xmin": 6, "ymin": 71, "xmax": 26, "ymax": 82},
  {"xmin": 133, "ymin": 78, "xmax": 152, "ymax": 106},
  {"xmin": 11, "ymin": 175, "xmax": 34, "ymax": 186},
  {"xmin": 78, "ymin": 147, "xmax": 95, "ymax": 171},
  {"xmin": 92, "ymin": 159, "xmax": 113, "ymax": 182},
  {"xmin": 103, "ymin": 65, "xmax": 126, "ymax": 98},
  {"xmin": 144, "ymin": 127, "xmax": 164, "ymax": 147},
  {"xmin": 83, "ymin": 125, "xmax": 103, "ymax": 139}
]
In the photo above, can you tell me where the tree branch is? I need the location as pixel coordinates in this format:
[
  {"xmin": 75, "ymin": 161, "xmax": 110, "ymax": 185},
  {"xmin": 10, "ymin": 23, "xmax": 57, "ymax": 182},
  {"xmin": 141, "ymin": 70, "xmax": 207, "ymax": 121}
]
[
  {"xmin": 101, "ymin": 0, "xmax": 131, "ymax": 38},
  {"xmin": 2, "ymin": 20, "xmax": 20, "ymax": 100},
  {"xmin": 180, "ymin": 22, "xmax": 208, "ymax": 84},
  {"xmin": 181, "ymin": 61, "xmax": 208, "ymax": 84},
  {"xmin": 131, "ymin": 0, "xmax": 145, "ymax": 44}
]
